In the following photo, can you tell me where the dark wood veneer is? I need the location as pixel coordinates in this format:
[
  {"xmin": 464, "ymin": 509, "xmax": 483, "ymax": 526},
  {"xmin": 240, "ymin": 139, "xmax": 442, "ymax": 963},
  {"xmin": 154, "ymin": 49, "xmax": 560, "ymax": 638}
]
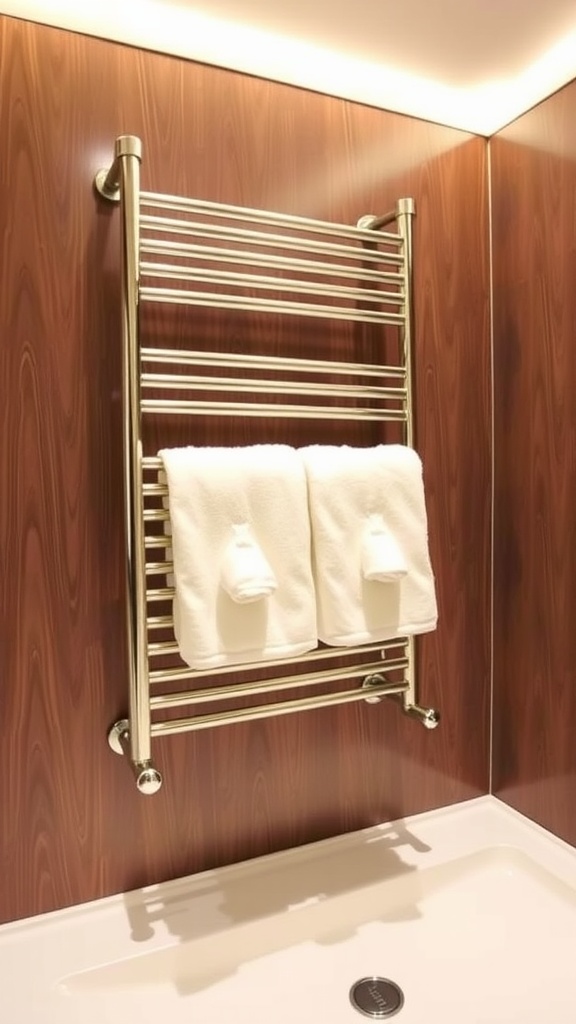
[
  {"xmin": 492, "ymin": 82, "xmax": 576, "ymax": 846},
  {"xmin": 0, "ymin": 15, "xmax": 490, "ymax": 924}
]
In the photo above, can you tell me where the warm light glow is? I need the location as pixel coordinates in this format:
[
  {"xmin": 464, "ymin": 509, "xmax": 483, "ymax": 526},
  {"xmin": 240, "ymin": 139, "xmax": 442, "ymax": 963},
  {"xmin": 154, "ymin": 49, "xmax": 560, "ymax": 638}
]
[{"xmin": 2, "ymin": 0, "xmax": 576, "ymax": 134}]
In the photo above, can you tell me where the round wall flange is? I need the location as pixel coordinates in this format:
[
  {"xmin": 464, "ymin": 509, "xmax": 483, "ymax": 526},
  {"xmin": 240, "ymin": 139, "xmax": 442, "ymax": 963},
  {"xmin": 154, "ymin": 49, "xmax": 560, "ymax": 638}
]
[
  {"xmin": 107, "ymin": 718, "xmax": 129, "ymax": 755},
  {"xmin": 94, "ymin": 168, "xmax": 120, "ymax": 202},
  {"xmin": 362, "ymin": 673, "xmax": 386, "ymax": 704}
]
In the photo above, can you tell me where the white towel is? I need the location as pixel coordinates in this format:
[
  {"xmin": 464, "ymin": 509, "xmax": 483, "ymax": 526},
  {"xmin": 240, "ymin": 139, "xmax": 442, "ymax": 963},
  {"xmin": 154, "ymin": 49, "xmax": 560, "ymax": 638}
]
[
  {"xmin": 158, "ymin": 445, "xmax": 317, "ymax": 670},
  {"xmin": 300, "ymin": 444, "xmax": 437, "ymax": 646}
]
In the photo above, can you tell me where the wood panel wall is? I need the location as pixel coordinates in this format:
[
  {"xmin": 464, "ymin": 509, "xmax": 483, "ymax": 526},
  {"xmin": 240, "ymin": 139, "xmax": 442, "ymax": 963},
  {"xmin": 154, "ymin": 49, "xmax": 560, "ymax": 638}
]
[
  {"xmin": 0, "ymin": 14, "xmax": 491, "ymax": 924},
  {"xmin": 492, "ymin": 82, "xmax": 576, "ymax": 845}
]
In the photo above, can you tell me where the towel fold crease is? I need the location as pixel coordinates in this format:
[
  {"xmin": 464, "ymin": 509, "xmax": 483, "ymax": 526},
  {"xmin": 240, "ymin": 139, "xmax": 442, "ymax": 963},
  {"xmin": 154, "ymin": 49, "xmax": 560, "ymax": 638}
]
[
  {"xmin": 361, "ymin": 512, "xmax": 408, "ymax": 583},
  {"xmin": 220, "ymin": 523, "xmax": 278, "ymax": 603}
]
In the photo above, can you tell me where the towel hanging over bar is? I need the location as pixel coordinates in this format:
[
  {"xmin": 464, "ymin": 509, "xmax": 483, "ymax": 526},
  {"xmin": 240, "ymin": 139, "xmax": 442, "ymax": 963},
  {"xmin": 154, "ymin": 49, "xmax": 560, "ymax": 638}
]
[{"xmin": 95, "ymin": 134, "xmax": 440, "ymax": 795}]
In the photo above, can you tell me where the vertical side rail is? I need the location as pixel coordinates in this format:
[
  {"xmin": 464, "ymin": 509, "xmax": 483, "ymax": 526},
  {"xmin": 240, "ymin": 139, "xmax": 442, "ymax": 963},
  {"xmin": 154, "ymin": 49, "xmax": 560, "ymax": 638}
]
[
  {"xmin": 119, "ymin": 138, "xmax": 164, "ymax": 789},
  {"xmin": 396, "ymin": 198, "xmax": 416, "ymax": 452},
  {"xmin": 396, "ymin": 199, "xmax": 439, "ymax": 730},
  {"xmin": 396, "ymin": 199, "xmax": 417, "ymax": 713},
  {"xmin": 96, "ymin": 136, "xmax": 163, "ymax": 791},
  {"xmin": 357, "ymin": 202, "xmax": 439, "ymax": 730}
]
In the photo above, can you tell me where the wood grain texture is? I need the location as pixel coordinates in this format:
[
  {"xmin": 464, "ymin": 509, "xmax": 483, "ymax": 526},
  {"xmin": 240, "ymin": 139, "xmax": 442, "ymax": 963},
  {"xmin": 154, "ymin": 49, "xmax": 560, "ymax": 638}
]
[
  {"xmin": 492, "ymin": 82, "xmax": 576, "ymax": 845},
  {"xmin": 0, "ymin": 14, "xmax": 490, "ymax": 924}
]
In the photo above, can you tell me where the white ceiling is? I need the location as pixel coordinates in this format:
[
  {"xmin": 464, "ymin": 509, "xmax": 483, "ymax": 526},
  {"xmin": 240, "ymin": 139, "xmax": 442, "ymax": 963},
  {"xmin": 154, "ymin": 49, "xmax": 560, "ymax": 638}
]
[{"xmin": 4, "ymin": 0, "xmax": 576, "ymax": 134}]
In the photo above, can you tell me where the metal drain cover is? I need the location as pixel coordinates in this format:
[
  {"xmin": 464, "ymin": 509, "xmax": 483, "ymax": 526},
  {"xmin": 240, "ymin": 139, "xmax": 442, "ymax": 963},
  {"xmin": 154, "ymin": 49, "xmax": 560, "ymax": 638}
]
[{"xmin": 349, "ymin": 977, "xmax": 404, "ymax": 1018}]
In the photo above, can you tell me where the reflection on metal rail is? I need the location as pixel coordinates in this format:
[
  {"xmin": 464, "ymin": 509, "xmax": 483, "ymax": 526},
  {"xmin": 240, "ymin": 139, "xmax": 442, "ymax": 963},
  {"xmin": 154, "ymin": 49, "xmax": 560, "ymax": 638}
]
[{"xmin": 95, "ymin": 135, "xmax": 439, "ymax": 794}]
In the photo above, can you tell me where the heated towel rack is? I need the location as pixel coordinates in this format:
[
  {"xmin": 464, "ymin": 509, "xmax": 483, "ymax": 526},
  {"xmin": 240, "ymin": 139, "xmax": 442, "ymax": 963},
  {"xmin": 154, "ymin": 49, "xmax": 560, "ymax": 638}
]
[{"xmin": 95, "ymin": 135, "xmax": 439, "ymax": 794}]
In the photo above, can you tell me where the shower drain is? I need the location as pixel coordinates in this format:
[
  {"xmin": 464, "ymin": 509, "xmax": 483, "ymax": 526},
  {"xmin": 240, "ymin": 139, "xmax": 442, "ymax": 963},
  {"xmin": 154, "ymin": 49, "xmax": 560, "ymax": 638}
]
[{"xmin": 349, "ymin": 977, "xmax": 404, "ymax": 1018}]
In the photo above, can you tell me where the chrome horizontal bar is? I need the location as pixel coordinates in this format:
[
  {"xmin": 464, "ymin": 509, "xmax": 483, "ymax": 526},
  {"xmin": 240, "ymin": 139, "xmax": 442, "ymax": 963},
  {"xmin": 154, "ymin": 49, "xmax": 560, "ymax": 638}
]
[
  {"xmin": 140, "ymin": 347, "xmax": 406, "ymax": 380},
  {"xmin": 139, "ymin": 215, "xmax": 404, "ymax": 267},
  {"xmin": 142, "ymin": 479, "xmax": 167, "ymax": 495},
  {"xmin": 148, "ymin": 640, "xmax": 179, "ymax": 655},
  {"xmin": 146, "ymin": 587, "xmax": 175, "ymax": 600},
  {"xmin": 140, "ymin": 287, "xmax": 404, "ymax": 325},
  {"xmin": 140, "ymin": 262, "xmax": 404, "ymax": 307},
  {"xmin": 143, "ymin": 508, "xmax": 170, "ymax": 521},
  {"xmin": 150, "ymin": 678, "xmax": 409, "ymax": 735},
  {"xmin": 148, "ymin": 639, "xmax": 408, "ymax": 683},
  {"xmin": 145, "ymin": 561, "xmax": 173, "ymax": 575},
  {"xmin": 150, "ymin": 659, "xmax": 408, "ymax": 708},
  {"xmin": 146, "ymin": 614, "xmax": 173, "ymax": 629},
  {"xmin": 140, "ymin": 191, "xmax": 401, "ymax": 244},
  {"xmin": 144, "ymin": 535, "xmax": 172, "ymax": 548},
  {"xmin": 140, "ymin": 239, "xmax": 403, "ymax": 286},
  {"xmin": 140, "ymin": 398, "xmax": 407, "ymax": 420},
  {"xmin": 140, "ymin": 373, "xmax": 406, "ymax": 403}
]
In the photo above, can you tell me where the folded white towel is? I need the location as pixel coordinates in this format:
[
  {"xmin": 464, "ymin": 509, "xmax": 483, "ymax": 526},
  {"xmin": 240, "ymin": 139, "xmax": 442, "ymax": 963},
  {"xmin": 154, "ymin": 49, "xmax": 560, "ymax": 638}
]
[
  {"xmin": 361, "ymin": 512, "xmax": 408, "ymax": 582},
  {"xmin": 220, "ymin": 523, "xmax": 278, "ymax": 603},
  {"xmin": 300, "ymin": 444, "xmax": 437, "ymax": 646},
  {"xmin": 158, "ymin": 445, "xmax": 317, "ymax": 669}
]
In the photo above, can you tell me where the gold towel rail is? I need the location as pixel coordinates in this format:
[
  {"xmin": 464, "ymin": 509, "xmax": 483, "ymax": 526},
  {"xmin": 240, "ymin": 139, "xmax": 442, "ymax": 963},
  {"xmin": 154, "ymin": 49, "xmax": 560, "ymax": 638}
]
[{"xmin": 95, "ymin": 134, "xmax": 439, "ymax": 795}]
